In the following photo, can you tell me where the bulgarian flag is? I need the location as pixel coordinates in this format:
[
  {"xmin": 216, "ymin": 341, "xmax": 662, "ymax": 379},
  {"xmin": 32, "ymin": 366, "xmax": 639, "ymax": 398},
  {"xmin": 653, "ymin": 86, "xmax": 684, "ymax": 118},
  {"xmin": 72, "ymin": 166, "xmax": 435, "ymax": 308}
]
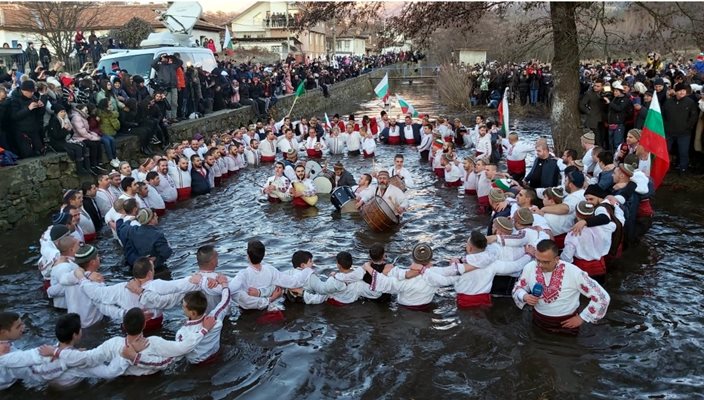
[
  {"xmin": 397, "ymin": 95, "xmax": 418, "ymax": 117},
  {"xmin": 224, "ymin": 26, "xmax": 233, "ymax": 50},
  {"xmin": 374, "ymin": 72, "xmax": 389, "ymax": 103},
  {"xmin": 639, "ymin": 91, "xmax": 669, "ymax": 189},
  {"xmin": 498, "ymin": 87, "xmax": 509, "ymax": 134}
]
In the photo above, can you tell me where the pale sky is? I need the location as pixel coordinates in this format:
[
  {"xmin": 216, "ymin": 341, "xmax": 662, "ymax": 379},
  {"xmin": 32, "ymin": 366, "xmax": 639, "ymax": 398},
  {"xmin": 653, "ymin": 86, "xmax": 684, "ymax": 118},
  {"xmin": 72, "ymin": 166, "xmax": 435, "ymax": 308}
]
[{"xmin": 128, "ymin": 0, "xmax": 256, "ymax": 13}]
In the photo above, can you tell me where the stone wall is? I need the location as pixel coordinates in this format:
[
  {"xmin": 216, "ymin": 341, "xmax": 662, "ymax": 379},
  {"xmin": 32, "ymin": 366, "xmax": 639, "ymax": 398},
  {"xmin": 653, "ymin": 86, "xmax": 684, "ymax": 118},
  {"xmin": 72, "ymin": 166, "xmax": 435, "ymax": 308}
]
[{"xmin": 0, "ymin": 68, "xmax": 388, "ymax": 230}]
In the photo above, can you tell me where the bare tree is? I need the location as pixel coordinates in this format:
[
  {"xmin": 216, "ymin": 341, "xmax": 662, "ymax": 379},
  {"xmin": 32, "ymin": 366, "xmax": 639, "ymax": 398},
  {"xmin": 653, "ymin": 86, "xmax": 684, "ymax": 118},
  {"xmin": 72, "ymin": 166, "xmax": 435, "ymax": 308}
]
[
  {"xmin": 12, "ymin": 2, "xmax": 101, "ymax": 63},
  {"xmin": 109, "ymin": 17, "xmax": 154, "ymax": 49}
]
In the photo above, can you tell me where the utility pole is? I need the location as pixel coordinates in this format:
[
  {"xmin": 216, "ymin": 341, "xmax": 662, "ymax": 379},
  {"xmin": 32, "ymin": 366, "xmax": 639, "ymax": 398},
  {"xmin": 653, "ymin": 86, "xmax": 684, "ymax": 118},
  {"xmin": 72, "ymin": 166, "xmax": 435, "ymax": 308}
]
[
  {"xmin": 332, "ymin": 16, "xmax": 336, "ymax": 59},
  {"xmin": 285, "ymin": 1, "xmax": 290, "ymax": 60}
]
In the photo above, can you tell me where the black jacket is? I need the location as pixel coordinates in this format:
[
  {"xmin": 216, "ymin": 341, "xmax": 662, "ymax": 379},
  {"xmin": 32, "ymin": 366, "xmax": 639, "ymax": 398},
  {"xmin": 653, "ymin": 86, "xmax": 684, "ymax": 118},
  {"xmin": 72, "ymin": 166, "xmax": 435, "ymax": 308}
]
[
  {"xmin": 579, "ymin": 89, "xmax": 607, "ymax": 128},
  {"xmin": 607, "ymin": 95, "xmax": 633, "ymax": 125},
  {"xmin": 46, "ymin": 115, "xmax": 72, "ymax": 151},
  {"xmin": 525, "ymin": 157, "xmax": 561, "ymax": 189},
  {"xmin": 83, "ymin": 196, "xmax": 104, "ymax": 231},
  {"xmin": 190, "ymin": 167, "xmax": 211, "ymax": 196},
  {"xmin": 635, "ymin": 102, "xmax": 649, "ymax": 129},
  {"xmin": 9, "ymin": 89, "xmax": 43, "ymax": 136},
  {"xmin": 662, "ymin": 96, "xmax": 698, "ymax": 137},
  {"xmin": 334, "ymin": 170, "xmax": 356, "ymax": 188}
]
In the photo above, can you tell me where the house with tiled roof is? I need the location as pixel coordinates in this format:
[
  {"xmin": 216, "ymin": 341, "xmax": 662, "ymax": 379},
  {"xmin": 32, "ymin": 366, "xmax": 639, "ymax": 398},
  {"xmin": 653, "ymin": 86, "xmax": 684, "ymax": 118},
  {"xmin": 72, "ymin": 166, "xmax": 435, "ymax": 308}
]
[{"xmin": 0, "ymin": 3, "xmax": 224, "ymax": 53}]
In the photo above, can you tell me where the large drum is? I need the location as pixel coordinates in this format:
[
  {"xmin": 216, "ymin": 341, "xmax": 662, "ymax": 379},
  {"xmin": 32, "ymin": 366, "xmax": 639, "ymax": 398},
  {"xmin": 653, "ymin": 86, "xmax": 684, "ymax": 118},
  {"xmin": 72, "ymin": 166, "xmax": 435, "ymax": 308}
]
[
  {"xmin": 388, "ymin": 175, "xmax": 407, "ymax": 192},
  {"xmin": 313, "ymin": 171, "xmax": 334, "ymax": 194},
  {"xmin": 361, "ymin": 196, "xmax": 399, "ymax": 232},
  {"xmin": 305, "ymin": 161, "xmax": 323, "ymax": 180},
  {"xmin": 331, "ymin": 186, "xmax": 357, "ymax": 213}
]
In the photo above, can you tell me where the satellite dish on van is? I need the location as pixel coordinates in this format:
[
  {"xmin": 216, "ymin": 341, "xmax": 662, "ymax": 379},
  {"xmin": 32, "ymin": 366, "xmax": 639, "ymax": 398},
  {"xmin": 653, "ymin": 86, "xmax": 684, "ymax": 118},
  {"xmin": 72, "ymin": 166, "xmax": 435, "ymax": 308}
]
[
  {"xmin": 141, "ymin": 1, "xmax": 203, "ymax": 48},
  {"xmin": 157, "ymin": 1, "xmax": 202, "ymax": 35}
]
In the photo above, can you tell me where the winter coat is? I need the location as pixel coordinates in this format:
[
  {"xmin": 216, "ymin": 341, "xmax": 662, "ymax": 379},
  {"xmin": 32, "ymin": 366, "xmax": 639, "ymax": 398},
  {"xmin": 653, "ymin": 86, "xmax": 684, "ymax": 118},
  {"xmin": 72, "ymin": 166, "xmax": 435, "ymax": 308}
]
[
  {"xmin": 151, "ymin": 58, "xmax": 182, "ymax": 88},
  {"xmin": 9, "ymin": 89, "xmax": 43, "ymax": 136},
  {"xmin": 97, "ymin": 109, "xmax": 120, "ymax": 135},
  {"xmin": 662, "ymin": 96, "xmax": 698, "ymax": 137},
  {"xmin": 70, "ymin": 109, "xmax": 101, "ymax": 141},
  {"xmin": 579, "ymin": 89, "xmax": 607, "ymax": 129},
  {"xmin": 607, "ymin": 95, "xmax": 632, "ymax": 125}
]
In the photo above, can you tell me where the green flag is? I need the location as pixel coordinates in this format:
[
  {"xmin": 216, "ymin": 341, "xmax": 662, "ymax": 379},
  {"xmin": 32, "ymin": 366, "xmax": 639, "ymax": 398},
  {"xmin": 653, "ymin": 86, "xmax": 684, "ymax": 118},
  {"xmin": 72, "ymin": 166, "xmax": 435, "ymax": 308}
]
[{"xmin": 295, "ymin": 81, "xmax": 305, "ymax": 97}]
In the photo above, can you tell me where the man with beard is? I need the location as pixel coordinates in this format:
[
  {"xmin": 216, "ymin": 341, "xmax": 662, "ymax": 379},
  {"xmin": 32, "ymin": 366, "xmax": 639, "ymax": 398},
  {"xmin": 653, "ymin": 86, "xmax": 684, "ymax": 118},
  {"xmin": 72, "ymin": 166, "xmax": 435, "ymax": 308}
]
[
  {"xmin": 262, "ymin": 161, "xmax": 291, "ymax": 203},
  {"xmin": 332, "ymin": 162, "xmax": 356, "ymax": 188},
  {"xmin": 353, "ymin": 173, "xmax": 376, "ymax": 203},
  {"xmin": 381, "ymin": 117, "xmax": 402, "ymax": 145},
  {"xmin": 359, "ymin": 171, "xmax": 407, "ymax": 217},
  {"xmin": 154, "ymin": 158, "xmax": 177, "ymax": 207},
  {"xmin": 171, "ymin": 156, "xmax": 192, "ymax": 200},
  {"xmin": 245, "ymin": 139, "xmax": 261, "ymax": 166},
  {"xmin": 190, "ymin": 155, "xmax": 211, "ymax": 196},
  {"xmin": 289, "ymin": 164, "xmax": 317, "ymax": 208}
]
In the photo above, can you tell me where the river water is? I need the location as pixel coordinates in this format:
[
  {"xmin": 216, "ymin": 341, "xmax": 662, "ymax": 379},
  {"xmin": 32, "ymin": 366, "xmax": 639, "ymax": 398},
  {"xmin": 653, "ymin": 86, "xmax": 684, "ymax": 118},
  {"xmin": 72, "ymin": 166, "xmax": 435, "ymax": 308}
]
[{"xmin": 1, "ymin": 82, "xmax": 702, "ymax": 399}]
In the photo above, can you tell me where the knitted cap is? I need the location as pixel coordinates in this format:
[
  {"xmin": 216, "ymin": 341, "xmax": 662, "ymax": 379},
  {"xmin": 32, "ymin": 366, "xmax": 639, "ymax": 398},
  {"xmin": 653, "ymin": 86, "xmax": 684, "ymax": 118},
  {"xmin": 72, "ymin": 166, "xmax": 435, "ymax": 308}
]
[
  {"xmin": 619, "ymin": 163, "xmax": 635, "ymax": 177},
  {"xmin": 576, "ymin": 201, "xmax": 596, "ymax": 217},
  {"xmin": 495, "ymin": 178, "xmax": 513, "ymax": 191},
  {"xmin": 514, "ymin": 208, "xmax": 534, "ymax": 226},
  {"xmin": 52, "ymin": 212, "xmax": 71, "ymax": 225},
  {"xmin": 136, "ymin": 208, "xmax": 154, "ymax": 225},
  {"xmin": 584, "ymin": 184, "xmax": 609, "ymax": 199},
  {"xmin": 377, "ymin": 170, "xmax": 390, "ymax": 177},
  {"xmin": 573, "ymin": 159, "xmax": 585, "ymax": 169},
  {"xmin": 489, "ymin": 188, "xmax": 506, "ymax": 203},
  {"xmin": 75, "ymin": 244, "xmax": 97, "ymax": 265},
  {"xmin": 495, "ymin": 217, "xmax": 513, "ymax": 232},
  {"xmin": 49, "ymin": 224, "xmax": 70, "ymax": 241},
  {"xmin": 544, "ymin": 186, "xmax": 565, "ymax": 200},
  {"xmin": 412, "ymin": 243, "xmax": 433, "ymax": 264},
  {"xmin": 333, "ymin": 161, "xmax": 344, "ymax": 170},
  {"xmin": 581, "ymin": 131, "xmax": 595, "ymax": 144}
]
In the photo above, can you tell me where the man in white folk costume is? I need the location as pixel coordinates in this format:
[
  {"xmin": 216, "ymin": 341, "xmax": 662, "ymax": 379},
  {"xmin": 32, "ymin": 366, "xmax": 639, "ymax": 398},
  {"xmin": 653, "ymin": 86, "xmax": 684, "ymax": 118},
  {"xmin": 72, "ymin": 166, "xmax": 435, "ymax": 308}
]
[
  {"xmin": 361, "ymin": 170, "xmax": 408, "ymax": 217},
  {"xmin": 289, "ymin": 164, "xmax": 317, "ymax": 208},
  {"xmin": 262, "ymin": 161, "xmax": 291, "ymax": 203},
  {"xmin": 512, "ymin": 239, "xmax": 610, "ymax": 334}
]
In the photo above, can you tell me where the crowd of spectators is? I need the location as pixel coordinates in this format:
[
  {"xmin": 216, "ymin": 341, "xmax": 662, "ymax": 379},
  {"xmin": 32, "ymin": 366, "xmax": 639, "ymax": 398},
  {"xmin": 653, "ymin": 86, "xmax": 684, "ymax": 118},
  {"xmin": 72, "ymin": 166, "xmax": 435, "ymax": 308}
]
[{"xmin": 0, "ymin": 50, "xmax": 401, "ymax": 168}]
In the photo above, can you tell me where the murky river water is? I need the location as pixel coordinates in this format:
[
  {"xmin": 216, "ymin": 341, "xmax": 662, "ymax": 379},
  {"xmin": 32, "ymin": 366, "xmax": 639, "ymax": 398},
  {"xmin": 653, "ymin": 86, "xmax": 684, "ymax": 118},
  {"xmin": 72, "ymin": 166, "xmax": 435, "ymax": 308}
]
[{"xmin": 1, "ymin": 82, "xmax": 702, "ymax": 399}]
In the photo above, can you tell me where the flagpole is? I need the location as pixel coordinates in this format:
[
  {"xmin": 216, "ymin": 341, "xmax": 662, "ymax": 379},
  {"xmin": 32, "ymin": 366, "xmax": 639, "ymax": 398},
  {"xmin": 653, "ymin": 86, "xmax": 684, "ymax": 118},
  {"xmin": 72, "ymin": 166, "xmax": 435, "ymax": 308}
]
[{"xmin": 286, "ymin": 96, "xmax": 299, "ymax": 117}]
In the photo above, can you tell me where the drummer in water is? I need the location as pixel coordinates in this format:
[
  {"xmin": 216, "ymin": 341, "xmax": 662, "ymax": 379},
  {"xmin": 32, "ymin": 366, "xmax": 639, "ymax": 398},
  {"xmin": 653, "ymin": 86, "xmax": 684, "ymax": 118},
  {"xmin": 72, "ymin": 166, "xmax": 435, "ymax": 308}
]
[
  {"xmin": 289, "ymin": 164, "xmax": 317, "ymax": 208},
  {"xmin": 368, "ymin": 170, "xmax": 408, "ymax": 216},
  {"xmin": 389, "ymin": 154, "xmax": 414, "ymax": 188},
  {"xmin": 262, "ymin": 161, "xmax": 291, "ymax": 203},
  {"xmin": 353, "ymin": 173, "xmax": 376, "ymax": 203}
]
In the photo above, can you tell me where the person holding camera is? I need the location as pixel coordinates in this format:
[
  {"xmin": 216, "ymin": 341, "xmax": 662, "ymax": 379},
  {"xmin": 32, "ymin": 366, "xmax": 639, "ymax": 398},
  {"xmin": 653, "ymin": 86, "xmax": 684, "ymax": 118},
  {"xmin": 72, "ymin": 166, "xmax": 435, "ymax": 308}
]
[
  {"xmin": 151, "ymin": 53, "xmax": 182, "ymax": 121},
  {"xmin": 605, "ymin": 82, "xmax": 632, "ymax": 153},
  {"xmin": 9, "ymin": 80, "xmax": 45, "ymax": 158}
]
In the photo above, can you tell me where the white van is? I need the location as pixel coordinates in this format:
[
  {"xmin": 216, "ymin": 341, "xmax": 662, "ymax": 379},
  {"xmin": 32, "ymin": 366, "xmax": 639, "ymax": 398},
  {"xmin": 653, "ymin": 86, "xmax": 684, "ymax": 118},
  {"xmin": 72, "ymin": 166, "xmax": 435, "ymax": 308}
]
[{"xmin": 96, "ymin": 46, "xmax": 217, "ymax": 83}]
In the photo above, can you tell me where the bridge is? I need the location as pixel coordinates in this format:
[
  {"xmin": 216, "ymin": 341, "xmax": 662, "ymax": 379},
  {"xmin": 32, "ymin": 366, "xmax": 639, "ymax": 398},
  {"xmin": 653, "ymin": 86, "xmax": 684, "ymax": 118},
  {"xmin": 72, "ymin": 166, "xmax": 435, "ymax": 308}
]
[{"xmin": 385, "ymin": 64, "xmax": 439, "ymax": 82}]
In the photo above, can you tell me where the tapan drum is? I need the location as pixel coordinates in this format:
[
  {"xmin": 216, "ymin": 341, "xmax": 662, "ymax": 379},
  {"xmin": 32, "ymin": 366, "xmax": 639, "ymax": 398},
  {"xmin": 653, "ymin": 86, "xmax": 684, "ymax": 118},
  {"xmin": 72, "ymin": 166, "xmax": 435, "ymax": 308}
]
[
  {"xmin": 313, "ymin": 170, "xmax": 334, "ymax": 194},
  {"xmin": 331, "ymin": 186, "xmax": 357, "ymax": 213},
  {"xmin": 361, "ymin": 196, "xmax": 399, "ymax": 232}
]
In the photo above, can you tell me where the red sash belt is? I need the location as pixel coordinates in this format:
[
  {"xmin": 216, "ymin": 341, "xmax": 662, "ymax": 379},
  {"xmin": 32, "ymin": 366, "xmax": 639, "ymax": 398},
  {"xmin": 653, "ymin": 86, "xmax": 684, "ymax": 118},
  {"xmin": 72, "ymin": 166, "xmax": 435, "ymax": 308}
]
[
  {"xmin": 165, "ymin": 201, "xmax": 177, "ymax": 209},
  {"xmin": 143, "ymin": 315, "xmax": 164, "ymax": 333},
  {"xmin": 445, "ymin": 179, "xmax": 462, "ymax": 187},
  {"xmin": 465, "ymin": 189, "xmax": 477, "ymax": 196},
  {"xmin": 400, "ymin": 303, "xmax": 433, "ymax": 311},
  {"xmin": 260, "ymin": 155, "xmax": 276, "ymax": 163},
  {"xmin": 292, "ymin": 197, "xmax": 309, "ymax": 208},
  {"xmin": 532, "ymin": 309, "xmax": 579, "ymax": 335},
  {"xmin": 83, "ymin": 232, "xmax": 97, "ymax": 243},
  {"xmin": 363, "ymin": 151, "xmax": 374, "ymax": 158},
  {"xmin": 42, "ymin": 280, "xmax": 51, "ymax": 292},
  {"xmin": 154, "ymin": 208, "xmax": 166, "ymax": 217},
  {"xmin": 507, "ymin": 159, "xmax": 526, "ymax": 175},
  {"xmin": 388, "ymin": 136, "xmax": 401, "ymax": 145},
  {"xmin": 434, "ymin": 167, "xmax": 445, "ymax": 179},
  {"xmin": 176, "ymin": 187, "xmax": 191, "ymax": 201},
  {"xmin": 214, "ymin": 177, "xmax": 222, "ymax": 187},
  {"xmin": 637, "ymin": 199, "xmax": 653, "ymax": 218},
  {"xmin": 306, "ymin": 148, "xmax": 323, "ymax": 158},
  {"xmin": 405, "ymin": 138, "xmax": 416, "ymax": 145},
  {"xmin": 267, "ymin": 197, "xmax": 281, "ymax": 204},
  {"xmin": 553, "ymin": 233, "xmax": 566, "ymax": 249},
  {"xmin": 477, "ymin": 195, "xmax": 489, "ymax": 207},
  {"xmin": 457, "ymin": 293, "xmax": 492, "ymax": 308},
  {"xmin": 195, "ymin": 350, "xmax": 220, "ymax": 366},
  {"xmin": 573, "ymin": 257, "xmax": 606, "ymax": 277},
  {"xmin": 255, "ymin": 310, "xmax": 285, "ymax": 324},
  {"xmin": 443, "ymin": 136, "xmax": 454, "ymax": 143},
  {"xmin": 326, "ymin": 298, "xmax": 348, "ymax": 307}
]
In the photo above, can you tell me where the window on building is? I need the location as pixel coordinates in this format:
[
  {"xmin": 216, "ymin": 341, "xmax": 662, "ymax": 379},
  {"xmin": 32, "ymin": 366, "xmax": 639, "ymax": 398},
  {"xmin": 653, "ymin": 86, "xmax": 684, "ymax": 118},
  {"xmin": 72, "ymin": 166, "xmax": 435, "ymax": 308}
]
[{"xmin": 344, "ymin": 40, "xmax": 350, "ymax": 50}]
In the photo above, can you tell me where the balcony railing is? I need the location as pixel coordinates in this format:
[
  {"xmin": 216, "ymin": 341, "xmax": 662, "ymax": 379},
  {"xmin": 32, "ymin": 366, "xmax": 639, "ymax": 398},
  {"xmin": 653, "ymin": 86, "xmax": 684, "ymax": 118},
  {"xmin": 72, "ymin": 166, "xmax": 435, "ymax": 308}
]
[{"xmin": 263, "ymin": 16, "xmax": 295, "ymax": 28}]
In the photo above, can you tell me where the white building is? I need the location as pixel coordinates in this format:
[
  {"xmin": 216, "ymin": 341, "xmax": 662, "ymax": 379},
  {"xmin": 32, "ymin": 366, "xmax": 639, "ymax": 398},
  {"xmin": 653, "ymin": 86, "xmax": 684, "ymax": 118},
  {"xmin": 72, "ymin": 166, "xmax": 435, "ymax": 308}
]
[
  {"xmin": 231, "ymin": 1, "xmax": 327, "ymax": 59},
  {"xmin": 334, "ymin": 36, "xmax": 369, "ymax": 57}
]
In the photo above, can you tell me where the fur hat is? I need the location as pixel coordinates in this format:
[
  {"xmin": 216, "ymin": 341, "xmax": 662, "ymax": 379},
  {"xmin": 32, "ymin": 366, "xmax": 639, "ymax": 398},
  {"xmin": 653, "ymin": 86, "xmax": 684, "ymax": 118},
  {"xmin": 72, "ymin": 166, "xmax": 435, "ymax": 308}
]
[
  {"xmin": 619, "ymin": 163, "xmax": 635, "ymax": 177},
  {"xmin": 52, "ymin": 212, "xmax": 71, "ymax": 226},
  {"xmin": 585, "ymin": 184, "xmax": 609, "ymax": 199}
]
